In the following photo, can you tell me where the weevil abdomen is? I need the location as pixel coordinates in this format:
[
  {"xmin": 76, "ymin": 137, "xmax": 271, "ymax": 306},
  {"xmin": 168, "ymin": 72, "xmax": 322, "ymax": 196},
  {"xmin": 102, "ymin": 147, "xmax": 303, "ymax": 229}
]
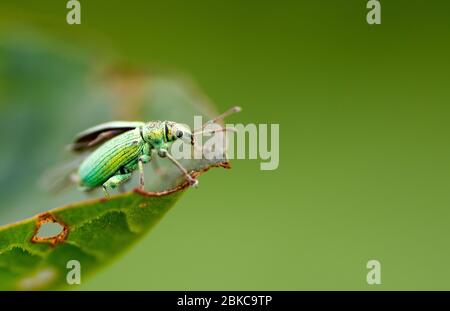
[{"xmin": 78, "ymin": 129, "xmax": 144, "ymax": 188}]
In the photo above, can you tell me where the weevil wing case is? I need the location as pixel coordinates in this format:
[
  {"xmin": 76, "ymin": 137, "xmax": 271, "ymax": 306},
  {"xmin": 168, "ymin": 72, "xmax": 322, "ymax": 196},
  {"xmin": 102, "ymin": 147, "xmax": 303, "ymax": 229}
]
[
  {"xmin": 40, "ymin": 125, "xmax": 144, "ymax": 193},
  {"xmin": 70, "ymin": 121, "xmax": 145, "ymax": 152},
  {"xmin": 77, "ymin": 129, "xmax": 144, "ymax": 188}
]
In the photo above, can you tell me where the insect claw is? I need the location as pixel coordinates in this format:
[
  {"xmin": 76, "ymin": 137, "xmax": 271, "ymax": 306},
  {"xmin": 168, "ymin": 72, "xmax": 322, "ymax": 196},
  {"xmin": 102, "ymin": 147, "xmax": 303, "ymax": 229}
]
[{"xmin": 190, "ymin": 178, "xmax": 199, "ymax": 188}]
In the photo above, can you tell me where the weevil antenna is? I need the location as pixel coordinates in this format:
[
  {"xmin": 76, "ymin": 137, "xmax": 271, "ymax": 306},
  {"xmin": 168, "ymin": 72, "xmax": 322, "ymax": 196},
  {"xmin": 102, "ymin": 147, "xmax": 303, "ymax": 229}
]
[
  {"xmin": 193, "ymin": 127, "xmax": 236, "ymax": 136},
  {"xmin": 193, "ymin": 106, "xmax": 241, "ymax": 133}
]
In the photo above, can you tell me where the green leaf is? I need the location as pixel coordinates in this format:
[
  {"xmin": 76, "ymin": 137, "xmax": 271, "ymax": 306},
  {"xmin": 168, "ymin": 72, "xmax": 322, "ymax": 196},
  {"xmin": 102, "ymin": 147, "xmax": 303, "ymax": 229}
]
[
  {"xmin": 0, "ymin": 190, "xmax": 182, "ymax": 290},
  {"xmin": 0, "ymin": 161, "xmax": 228, "ymax": 290}
]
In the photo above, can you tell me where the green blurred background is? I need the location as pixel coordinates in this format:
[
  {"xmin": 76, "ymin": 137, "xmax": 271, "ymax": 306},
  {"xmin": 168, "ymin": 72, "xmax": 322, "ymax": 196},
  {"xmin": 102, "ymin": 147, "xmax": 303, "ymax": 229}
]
[{"xmin": 1, "ymin": 0, "xmax": 450, "ymax": 290}]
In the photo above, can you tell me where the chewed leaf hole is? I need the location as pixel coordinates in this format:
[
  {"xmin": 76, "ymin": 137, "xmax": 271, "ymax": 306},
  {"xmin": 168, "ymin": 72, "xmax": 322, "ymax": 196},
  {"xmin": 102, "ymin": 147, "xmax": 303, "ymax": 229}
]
[
  {"xmin": 35, "ymin": 222, "xmax": 64, "ymax": 239},
  {"xmin": 31, "ymin": 213, "xmax": 68, "ymax": 245}
]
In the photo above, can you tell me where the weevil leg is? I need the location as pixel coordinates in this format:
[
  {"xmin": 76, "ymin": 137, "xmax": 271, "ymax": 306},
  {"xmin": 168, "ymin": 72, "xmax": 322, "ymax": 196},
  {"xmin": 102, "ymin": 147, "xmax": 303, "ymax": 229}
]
[
  {"xmin": 102, "ymin": 173, "xmax": 132, "ymax": 198},
  {"xmin": 117, "ymin": 167, "xmax": 126, "ymax": 193},
  {"xmin": 102, "ymin": 185, "xmax": 110, "ymax": 198},
  {"xmin": 138, "ymin": 160, "xmax": 144, "ymax": 189},
  {"xmin": 138, "ymin": 154, "xmax": 152, "ymax": 190},
  {"xmin": 158, "ymin": 149, "xmax": 198, "ymax": 187}
]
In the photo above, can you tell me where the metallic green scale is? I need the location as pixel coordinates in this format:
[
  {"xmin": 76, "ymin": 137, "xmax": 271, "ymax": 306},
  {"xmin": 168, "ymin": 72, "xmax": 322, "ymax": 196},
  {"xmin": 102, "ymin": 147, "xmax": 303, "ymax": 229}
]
[{"xmin": 78, "ymin": 128, "xmax": 143, "ymax": 188}]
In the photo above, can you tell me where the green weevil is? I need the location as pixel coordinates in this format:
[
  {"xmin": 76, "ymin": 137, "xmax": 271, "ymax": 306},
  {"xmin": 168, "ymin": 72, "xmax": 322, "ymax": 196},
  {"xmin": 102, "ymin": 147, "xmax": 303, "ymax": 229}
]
[{"xmin": 69, "ymin": 106, "xmax": 241, "ymax": 197}]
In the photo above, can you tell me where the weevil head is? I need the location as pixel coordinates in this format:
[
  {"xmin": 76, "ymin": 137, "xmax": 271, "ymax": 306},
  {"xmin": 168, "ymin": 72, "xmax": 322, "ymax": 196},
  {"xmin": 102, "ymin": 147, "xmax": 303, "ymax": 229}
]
[
  {"xmin": 164, "ymin": 121, "xmax": 193, "ymax": 145},
  {"xmin": 142, "ymin": 121, "xmax": 193, "ymax": 148}
]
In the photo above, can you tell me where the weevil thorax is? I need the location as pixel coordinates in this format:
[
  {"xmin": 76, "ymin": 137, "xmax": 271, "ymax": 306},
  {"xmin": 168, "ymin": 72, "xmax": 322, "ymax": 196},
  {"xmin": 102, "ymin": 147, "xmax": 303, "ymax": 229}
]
[{"xmin": 141, "ymin": 121, "xmax": 165, "ymax": 149}]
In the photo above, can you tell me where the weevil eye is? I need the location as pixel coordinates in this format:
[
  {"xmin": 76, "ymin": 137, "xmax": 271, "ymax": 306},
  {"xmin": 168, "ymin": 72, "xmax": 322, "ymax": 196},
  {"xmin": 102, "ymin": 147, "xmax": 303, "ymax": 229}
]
[{"xmin": 176, "ymin": 130, "xmax": 183, "ymax": 138}]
